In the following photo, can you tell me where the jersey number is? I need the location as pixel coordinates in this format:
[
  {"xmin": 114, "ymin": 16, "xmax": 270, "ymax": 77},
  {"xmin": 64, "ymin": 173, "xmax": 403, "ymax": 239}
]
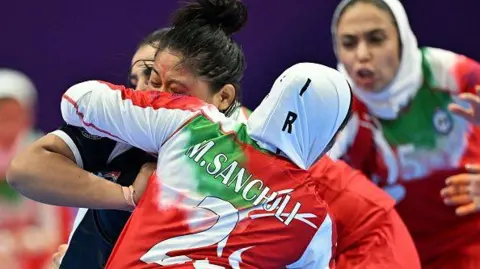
[
  {"xmin": 140, "ymin": 196, "xmax": 240, "ymax": 266},
  {"xmin": 397, "ymin": 144, "xmax": 424, "ymax": 180}
]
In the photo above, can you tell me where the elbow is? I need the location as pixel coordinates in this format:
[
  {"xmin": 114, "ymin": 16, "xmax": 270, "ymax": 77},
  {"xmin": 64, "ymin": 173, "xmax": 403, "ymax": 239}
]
[
  {"xmin": 6, "ymin": 144, "xmax": 46, "ymax": 192},
  {"xmin": 61, "ymin": 80, "xmax": 96, "ymax": 126},
  {"xmin": 6, "ymin": 154, "xmax": 30, "ymax": 191}
]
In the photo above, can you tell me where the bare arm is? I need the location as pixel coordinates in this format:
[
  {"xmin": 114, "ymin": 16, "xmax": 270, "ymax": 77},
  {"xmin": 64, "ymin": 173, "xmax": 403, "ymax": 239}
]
[{"xmin": 6, "ymin": 133, "xmax": 130, "ymax": 210}]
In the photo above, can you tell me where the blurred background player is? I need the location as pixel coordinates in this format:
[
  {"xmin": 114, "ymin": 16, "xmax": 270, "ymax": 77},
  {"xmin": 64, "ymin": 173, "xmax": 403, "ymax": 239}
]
[
  {"xmin": 0, "ymin": 69, "xmax": 72, "ymax": 269},
  {"xmin": 329, "ymin": 0, "xmax": 480, "ymax": 268}
]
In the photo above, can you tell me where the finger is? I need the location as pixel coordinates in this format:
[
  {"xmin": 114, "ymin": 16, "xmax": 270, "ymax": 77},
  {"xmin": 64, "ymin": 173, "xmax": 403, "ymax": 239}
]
[
  {"xmin": 455, "ymin": 203, "xmax": 479, "ymax": 216},
  {"xmin": 52, "ymin": 252, "xmax": 62, "ymax": 269},
  {"xmin": 445, "ymin": 174, "xmax": 472, "ymax": 185},
  {"xmin": 476, "ymin": 85, "xmax": 480, "ymax": 95},
  {"xmin": 470, "ymin": 182, "xmax": 480, "ymax": 196},
  {"xmin": 440, "ymin": 185, "xmax": 470, "ymax": 197},
  {"xmin": 58, "ymin": 244, "xmax": 68, "ymax": 252},
  {"xmin": 465, "ymin": 163, "xmax": 480, "ymax": 173},
  {"xmin": 458, "ymin": 92, "xmax": 480, "ymax": 106},
  {"xmin": 443, "ymin": 194, "xmax": 473, "ymax": 206},
  {"xmin": 448, "ymin": 104, "xmax": 475, "ymax": 122}
]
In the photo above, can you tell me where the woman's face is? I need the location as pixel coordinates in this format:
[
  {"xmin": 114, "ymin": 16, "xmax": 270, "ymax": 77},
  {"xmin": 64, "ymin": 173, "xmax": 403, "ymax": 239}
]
[
  {"xmin": 336, "ymin": 2, "xmax": 400, "ymax": 92},
  {"xmin": 147, "ymin": 49, "xmax": 236, "ymax": 111},
  {"xmin": 129, "ymin": 44, "xmax": 157, "ymax": 91},
  {"xmin": 0, "ymin": 98, "xmax": 29, "ymax": 149}
]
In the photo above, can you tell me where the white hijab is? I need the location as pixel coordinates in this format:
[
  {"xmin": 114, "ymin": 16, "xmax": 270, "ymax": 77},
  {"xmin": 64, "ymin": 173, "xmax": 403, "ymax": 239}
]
[
  {"xmin": 332, "ymin": 0, "xmax": 422, "ymax": 119},
  {"xmin": 247, "ymin": 63, "xmax": 352, "ymax": 170}
]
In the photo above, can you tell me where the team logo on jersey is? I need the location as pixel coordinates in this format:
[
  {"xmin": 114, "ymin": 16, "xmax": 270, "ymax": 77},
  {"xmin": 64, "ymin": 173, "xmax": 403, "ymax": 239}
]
[
  {"xmin": 96, "ymin": 171, "xmax": 121, "ymax": 182},
  {"xmin": 80, "ymin": 128, "xmax": 102, "ymax": 140},
  {"xmin": 433, "ymin": 108, "xmax": 453, "ymax": 135}
]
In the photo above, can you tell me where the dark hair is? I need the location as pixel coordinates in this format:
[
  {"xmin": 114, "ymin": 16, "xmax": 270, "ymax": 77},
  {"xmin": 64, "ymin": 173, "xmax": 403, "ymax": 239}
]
[
  {"xmin": 137, "ymin": 27, "xmax": 171, "ymax": 50},
  {"xmin": 157, "ymin": 0, "xmax": 248, "ymax": 99}
]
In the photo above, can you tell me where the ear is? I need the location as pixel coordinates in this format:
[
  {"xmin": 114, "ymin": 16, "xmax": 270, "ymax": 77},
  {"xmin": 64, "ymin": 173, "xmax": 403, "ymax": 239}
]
[{"xmin": 213, "ymin": 84, "xmax": 236, "ymax": 111}]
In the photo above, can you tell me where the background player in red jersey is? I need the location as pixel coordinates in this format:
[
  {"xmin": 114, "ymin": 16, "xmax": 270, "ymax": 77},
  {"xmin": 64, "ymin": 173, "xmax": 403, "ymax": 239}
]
[
  {"xmin": 312, "ymin": 157, "xmax": 420, "ymax": 268},
  {"xmin": 329, "ymin": 0, "xmax": 480, "ymax": 268},
  {"xmin": 0, "ymin": 69, "xmax": 72, "ymax": 269}
]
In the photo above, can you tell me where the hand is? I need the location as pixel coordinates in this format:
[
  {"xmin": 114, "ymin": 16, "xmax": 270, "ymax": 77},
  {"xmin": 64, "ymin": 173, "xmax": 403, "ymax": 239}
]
[
  {"xmin": 51, "ymin": 244, "xmax": 68, "ymax": 269},
  {"xmin": 448, "ymin": 85, "xmax": 480, "ymax": 125},
  {"xmin": 132, "ymin": 162, "xmax": 156, "ymax": 205},
  {"xmin": 441, "ymin": 164, "xmax": 480, "ymax": 216}
]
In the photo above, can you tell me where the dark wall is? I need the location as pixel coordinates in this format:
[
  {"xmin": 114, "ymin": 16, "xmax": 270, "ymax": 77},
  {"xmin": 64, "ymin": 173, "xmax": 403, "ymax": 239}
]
[{"xmin": 1, "ymin": 0, "xmax": 478, "ymax": 131}]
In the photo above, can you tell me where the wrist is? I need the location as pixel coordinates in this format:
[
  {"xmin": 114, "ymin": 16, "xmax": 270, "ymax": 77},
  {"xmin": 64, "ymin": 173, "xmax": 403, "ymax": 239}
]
[{"xmin": 121, "ymin": 185, "xmax": 137, "ymax": 211}]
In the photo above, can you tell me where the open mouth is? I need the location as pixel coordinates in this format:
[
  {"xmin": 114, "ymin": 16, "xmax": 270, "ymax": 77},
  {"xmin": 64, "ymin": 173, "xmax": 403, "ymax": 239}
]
[
  {"xmin": 357, "ymin": 69, "xmax": 374, "ymax": 78},
  {"xmin": 355, "ymin": 69, "xmax": 375, "ymax": 88}
]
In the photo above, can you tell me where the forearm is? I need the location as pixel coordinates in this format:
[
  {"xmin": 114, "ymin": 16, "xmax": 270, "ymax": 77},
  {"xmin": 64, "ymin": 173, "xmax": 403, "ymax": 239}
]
[{"xmin": 6, "ymin": 138, "xmax": 129, "ymax": 210}]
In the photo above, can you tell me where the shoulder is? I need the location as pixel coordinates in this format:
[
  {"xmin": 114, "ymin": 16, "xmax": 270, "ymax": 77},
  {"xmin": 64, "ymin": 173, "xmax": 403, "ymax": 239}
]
[
  {"xmin": 422, "ymin": 47, "xmax": 480, "ymax": 93},
  {"xmin": 51, "ymin": 124, "xmax": 119, "ymax": 170},
  {"xmin": 310, "ymin": 157, "xmax": 396, "ymax": 248}
]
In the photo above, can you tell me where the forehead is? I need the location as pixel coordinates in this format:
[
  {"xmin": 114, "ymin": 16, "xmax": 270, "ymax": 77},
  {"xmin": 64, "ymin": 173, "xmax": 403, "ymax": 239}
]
[
  {"xmin": 0, "ymin": 98, "xmax": 23, "ymax": 112},
  {"xmin": 337, "ymin": 3, "xmax": 395, "ymax": 35},
  {"xmin": 131, "ymin": 44, "xmax": 157, "ymax": 66},
  {"xmin": 153, "ymin": 50, "xmax": 192, "ymax": 77}
]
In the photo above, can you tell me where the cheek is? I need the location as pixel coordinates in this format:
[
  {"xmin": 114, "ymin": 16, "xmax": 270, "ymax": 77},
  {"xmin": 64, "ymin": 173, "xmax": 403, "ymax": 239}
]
[
  {"xmin": 189, "ymin": 84, "xmax": 213, "ymax": 103},
  {"xmin": 0, "ymin": 107, "xmax": 29, "ymax": 141},
  {"xmin": 375, "ymin": 43, "xmax": 400, "ymax": 79},
  {"xmin": 338, "ymin": 49, "xmax": 356, "ymax": 74},
  {"xmin": 140, "ymin": 75, "xmax": 154, "ymax": 91},
  {"xmin": 136, "ymin": 78, "xmax": 149, "ymax": 91},
  {"xmin": 202, "ymin": 92, "xmax": 216, "ymax": 105},
  {"xmin": 385, "ymin": 52, "xmax": 400, "ymax": 80}
]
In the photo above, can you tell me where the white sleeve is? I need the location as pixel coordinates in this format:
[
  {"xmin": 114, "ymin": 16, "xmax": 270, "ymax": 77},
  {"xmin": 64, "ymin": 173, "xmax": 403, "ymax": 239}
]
[
  {"xmin": 61, "ymin": 80, "xmax": 203, "ymax": 153},
  {"xmin": 50, "ymin": 130, "xmax": 84, "ymax": 168},
  {"xmin": 286, "ymin": 214, "xmax": 335, "ymax": 269}
]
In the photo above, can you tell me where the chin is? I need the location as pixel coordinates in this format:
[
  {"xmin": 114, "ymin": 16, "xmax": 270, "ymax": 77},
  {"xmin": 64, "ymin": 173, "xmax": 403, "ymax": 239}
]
[{"xmin": 353, "ymin": 82, "xmax": 375, "ymax": 92}]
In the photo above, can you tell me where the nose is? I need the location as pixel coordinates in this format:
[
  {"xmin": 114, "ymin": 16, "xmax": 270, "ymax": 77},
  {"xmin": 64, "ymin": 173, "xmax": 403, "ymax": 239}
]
[
  {"xmin": 355, "ymin": 42, "xmax": 372, "ymax": 63},
  {"xmin": 135, "ymin": 78, "xmax": 150, "ymax": 91}
]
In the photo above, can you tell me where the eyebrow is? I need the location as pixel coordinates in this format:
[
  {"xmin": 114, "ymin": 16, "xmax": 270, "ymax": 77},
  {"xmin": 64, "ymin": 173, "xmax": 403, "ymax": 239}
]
[
  {"xmin": 366, "ymin": 28, "xmax": 386, "ymax": 35},
  {"xmin": 340, "ymin": 28, "xmax": 386, "ymax": 37},
  {"xmin": 131, "ymin": 58, "xmax": 154, "ymax": 68},
  {"xmin": 151, "ymin": 67, "xmax": 189, "ymax": 88}
]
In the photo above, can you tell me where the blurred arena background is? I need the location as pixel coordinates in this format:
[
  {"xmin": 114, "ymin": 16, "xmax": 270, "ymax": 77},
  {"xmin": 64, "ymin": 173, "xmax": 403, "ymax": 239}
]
[{"xmin": 1, "ymin": 0, "xmax": 479, "ymax": 131}]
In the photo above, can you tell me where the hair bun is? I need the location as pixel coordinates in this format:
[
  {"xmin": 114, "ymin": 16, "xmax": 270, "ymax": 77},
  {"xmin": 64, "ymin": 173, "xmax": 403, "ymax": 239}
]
[{"xmin": 172, "ymin": 0, "xmax": 248, "ymax": 35}]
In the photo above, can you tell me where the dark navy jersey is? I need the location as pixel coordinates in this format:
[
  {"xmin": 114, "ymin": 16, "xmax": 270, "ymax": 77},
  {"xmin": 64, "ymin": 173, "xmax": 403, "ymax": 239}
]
[{"xmin": 51, "ymin": 125, "xmax": 156, "ymax": 269}]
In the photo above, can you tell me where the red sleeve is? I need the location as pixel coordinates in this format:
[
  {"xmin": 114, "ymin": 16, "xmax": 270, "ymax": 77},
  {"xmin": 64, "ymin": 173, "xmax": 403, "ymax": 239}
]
[
  {"xmin": 454, "ymin": 55, "xmax": 480, "ymax": 94},
  {"xmin": 314, "ymin": 158, "xmax": 419, "ymax": 269},
  {"xmin": 336, "ymin": 209, "xmax": 420, "ymax": 269}
]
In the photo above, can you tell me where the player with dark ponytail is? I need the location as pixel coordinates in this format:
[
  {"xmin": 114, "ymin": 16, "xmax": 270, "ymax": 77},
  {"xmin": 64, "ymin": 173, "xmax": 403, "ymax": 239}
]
[{"xmin": 56, "ymin": 0, "xmax": 351, "ymax": 267}]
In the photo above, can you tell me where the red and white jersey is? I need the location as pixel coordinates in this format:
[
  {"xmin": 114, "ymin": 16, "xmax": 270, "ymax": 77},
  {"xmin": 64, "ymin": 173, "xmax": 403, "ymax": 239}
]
[
  {"xmin": 311, "ymin": 157, "xmax": 420, "ymax": 269},
  {"xmin": 61, "ymin": 80, "xmax": 338, "ymax": 268},
  {"xmin": 329, "ymin": 48, "xmax": 480, "ymax": 263}
]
